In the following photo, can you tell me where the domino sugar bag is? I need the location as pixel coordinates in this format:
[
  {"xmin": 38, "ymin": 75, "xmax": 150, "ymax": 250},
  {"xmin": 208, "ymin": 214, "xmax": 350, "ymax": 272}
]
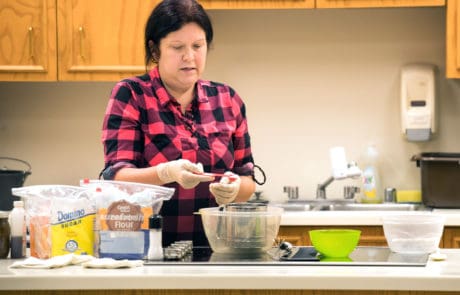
[{"xmin": 12, "ymin": 185, "xmax": 95, "ymax": 259}]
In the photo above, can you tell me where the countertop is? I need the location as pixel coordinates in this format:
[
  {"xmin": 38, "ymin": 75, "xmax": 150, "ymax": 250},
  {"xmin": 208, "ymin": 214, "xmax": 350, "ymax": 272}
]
[
  {"xmin": 0, "ymin": 249, "xmax": 460, "ymax": 291},
  {"xmin": 1, "ymin": 208, "xmax": 459, "ymax": 292},
  {"xmin": 280, "ymin": 209, "xmax": 460, "ymax": 226}
]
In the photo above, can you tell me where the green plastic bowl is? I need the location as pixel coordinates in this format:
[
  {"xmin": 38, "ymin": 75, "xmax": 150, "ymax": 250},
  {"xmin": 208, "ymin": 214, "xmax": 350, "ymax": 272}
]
[{"xmin": 309, "ymin": 229, "xmax": 361, "ymax": 258}]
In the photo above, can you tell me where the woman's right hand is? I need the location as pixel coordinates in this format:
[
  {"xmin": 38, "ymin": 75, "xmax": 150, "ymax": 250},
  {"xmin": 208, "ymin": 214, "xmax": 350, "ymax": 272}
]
[{"xmin": 156, "ymin": 159, "xmax": 214, "ymax": 189}]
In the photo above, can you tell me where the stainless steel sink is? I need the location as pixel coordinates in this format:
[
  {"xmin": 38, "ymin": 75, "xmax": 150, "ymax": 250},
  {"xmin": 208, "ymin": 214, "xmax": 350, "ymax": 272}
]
[
  {"xmin": 273, "ymin": 199, "xmax": 430, "ymax": 212},
  {"xmin": 327, "ymin": 203, "xmax": 427, "ymax": 211}
]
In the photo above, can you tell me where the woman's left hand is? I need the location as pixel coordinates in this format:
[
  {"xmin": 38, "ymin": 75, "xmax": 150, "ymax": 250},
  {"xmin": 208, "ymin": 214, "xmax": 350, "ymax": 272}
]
[{"xmin": 209, "ymin": 172, "xmax": 241, "ymax": 205}]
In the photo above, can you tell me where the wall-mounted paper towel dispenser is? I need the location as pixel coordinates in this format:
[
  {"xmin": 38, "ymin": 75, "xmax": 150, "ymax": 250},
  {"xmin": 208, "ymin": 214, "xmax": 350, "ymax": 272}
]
[{"xmin": 400, "ymin": 64, "xmax": 436, "ymax": 142}]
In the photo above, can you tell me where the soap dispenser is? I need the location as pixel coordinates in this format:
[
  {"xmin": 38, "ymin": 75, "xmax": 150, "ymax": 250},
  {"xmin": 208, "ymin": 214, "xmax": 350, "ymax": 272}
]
[{"xmin": 400, "ymin": 64, "xmax": 436, "ymax": 141}]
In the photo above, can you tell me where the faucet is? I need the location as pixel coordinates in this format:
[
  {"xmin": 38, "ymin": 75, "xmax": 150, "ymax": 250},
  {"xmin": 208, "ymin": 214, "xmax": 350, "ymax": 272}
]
[
  {"xmin": 283, "ymin": 186, "xmax": 299, "ymax": 200},
  {"xmin": 343, "ymin": 186, "xmax": 360, "ymax": 199},
  {"xmin": 316, "ymin": 161, "xmax": 362, "ymax": 199},
  {"xmin": 316, "ymin": 176, "xmax": 334, "ymax": 199}
]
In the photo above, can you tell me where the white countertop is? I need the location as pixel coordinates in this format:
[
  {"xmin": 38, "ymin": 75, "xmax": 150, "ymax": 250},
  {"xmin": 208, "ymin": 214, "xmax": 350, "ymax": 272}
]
[
  {"xmin": 281, "ymin": 209, "xmax": 460, "ymax": 226},
  {"xmin": 1, "ymin": 249, "xmax": 460, "ymax": 291},
  {"xmin": 1, "ymin": 208, "xmax": 460, "ymax": 292}
]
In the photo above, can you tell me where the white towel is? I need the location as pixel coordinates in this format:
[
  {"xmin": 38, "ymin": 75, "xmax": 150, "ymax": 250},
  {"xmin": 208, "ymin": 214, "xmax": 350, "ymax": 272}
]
[
  {"xmin": 9, "ymin": 254, "xmax": 94, "ymax": 269},
  {"xmin": 9, "ymin": 254, "xmax": 143, "ymax": 269},
  {"xmin": 82, "ymin": 258, "xmax": 143, "ymax": 268}
]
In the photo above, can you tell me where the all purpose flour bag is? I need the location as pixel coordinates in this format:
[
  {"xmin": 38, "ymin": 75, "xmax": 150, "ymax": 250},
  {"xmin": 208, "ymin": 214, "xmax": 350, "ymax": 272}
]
[{"xmin": 80, "ymin": 179, "xmax": 174, "ymax": 260}]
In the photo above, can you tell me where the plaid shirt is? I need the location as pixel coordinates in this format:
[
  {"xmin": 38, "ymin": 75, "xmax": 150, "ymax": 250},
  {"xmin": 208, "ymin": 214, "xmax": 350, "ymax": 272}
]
[{"xmin": 101, "ymin": 67, "xmax": 254, "ymax": 247}]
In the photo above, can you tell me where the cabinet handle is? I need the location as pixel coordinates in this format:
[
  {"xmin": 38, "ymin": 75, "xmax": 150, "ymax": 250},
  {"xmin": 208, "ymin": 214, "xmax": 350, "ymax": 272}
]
[
  {"xmin": 78, "ymin": 26, "xmax": 85, "ymax": 59},
  {"xmin": 28, "ymin": 26, "xmax": 34, "ymax": 59}
]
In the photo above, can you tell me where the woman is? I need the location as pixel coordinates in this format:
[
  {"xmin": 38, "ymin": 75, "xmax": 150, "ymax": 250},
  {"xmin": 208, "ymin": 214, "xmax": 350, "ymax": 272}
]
[{"xmin": 101, "ymin": 0, "xmax": 257, "ymax": 246}]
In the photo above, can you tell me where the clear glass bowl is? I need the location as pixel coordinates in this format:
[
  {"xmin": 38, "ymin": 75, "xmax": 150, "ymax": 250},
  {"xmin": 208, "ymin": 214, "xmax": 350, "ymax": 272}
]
[{"xmin": 199, "ymin": 206, "xmax": 283, "ymax": 254}]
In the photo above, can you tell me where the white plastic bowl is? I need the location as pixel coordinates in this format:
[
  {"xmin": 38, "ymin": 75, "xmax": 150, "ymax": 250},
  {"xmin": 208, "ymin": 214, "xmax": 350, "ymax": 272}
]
[{"xmin": 382, "ymin": 214, "xmax": 445, "ymax": 254}]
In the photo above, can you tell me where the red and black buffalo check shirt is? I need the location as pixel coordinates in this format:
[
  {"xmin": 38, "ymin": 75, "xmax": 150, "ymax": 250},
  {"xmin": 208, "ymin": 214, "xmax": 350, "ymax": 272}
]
[{"xmin": 101, "ymin": 67, "xmax": 255, "ymax": 247}]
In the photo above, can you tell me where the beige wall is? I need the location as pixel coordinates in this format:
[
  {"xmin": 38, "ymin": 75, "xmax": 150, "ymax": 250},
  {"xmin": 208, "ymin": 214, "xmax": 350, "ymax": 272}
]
[{"xmin": 1, "ymin": 7, "xmax": 459, "ymax": 202}]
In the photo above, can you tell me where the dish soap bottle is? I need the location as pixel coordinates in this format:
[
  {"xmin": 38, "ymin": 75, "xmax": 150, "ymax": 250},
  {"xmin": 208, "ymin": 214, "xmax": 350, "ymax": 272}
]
[{"xmin": 361, "ymin": 145, "xmax": 382, "ymax": 203}]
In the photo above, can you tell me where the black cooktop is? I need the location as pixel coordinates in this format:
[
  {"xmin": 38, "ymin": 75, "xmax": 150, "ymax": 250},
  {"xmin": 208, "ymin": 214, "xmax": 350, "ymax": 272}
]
[{"xmin": 144, "ymin": 246, "xmax": 429, "ymax": 267}]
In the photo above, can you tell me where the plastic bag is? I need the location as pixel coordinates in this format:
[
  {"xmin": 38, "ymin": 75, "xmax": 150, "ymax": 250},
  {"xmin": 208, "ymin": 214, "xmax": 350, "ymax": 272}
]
[
  {"xmin": 12, "ymin": 185, "xmax": 95, "ymax": 259},
  {"xmin": 79, "ymin": 179, "xmax": 174, "ymax": 259}
]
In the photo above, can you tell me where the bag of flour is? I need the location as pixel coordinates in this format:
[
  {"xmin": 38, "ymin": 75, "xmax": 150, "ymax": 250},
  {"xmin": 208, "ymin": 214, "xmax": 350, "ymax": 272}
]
[{"xmin": 80, "ymin": 179, "xmax": 174, "ymax": 260}]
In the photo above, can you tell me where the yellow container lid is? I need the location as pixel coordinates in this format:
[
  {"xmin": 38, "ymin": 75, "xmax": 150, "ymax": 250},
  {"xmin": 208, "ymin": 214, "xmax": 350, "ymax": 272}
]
[{"xmin": 396, "ymin": 190, "xmax": 422, "ymax": 203}]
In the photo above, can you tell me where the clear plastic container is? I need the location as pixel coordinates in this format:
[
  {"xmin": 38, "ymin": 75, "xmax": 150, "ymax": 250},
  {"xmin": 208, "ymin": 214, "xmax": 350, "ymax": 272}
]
[{"xmin": 382, "ymin": 214, "xmax": 444, "ymax": 254}]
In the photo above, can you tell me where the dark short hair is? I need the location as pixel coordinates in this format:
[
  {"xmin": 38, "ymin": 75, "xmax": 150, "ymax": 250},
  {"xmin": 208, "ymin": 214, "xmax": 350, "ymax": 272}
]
[{"xmin": 144, "ymin": 0, "xmax": 213, "ymax": 67}]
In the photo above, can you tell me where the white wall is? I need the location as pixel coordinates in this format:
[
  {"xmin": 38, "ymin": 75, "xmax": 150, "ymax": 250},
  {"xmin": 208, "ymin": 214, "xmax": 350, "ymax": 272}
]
[{"xmin": 1, "ymin": 7, "xmax": 459, "ymax": 202}]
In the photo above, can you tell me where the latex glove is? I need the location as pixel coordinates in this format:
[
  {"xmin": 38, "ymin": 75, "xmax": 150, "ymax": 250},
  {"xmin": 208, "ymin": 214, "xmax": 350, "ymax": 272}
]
[
  {"xmin": 157, "ymin": 159, "xmax": 214, "ymax": 189},
  {"xmin": 209, "ymin": 172, "xmax": 241, "ymax": 205}
]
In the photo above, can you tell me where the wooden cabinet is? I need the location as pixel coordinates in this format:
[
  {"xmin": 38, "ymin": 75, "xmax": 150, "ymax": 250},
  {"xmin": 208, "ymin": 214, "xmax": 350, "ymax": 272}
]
[
  {"xmin": 1, "ymin": 0, "xmax": 313, "ymax": 82},
  {"xmin": 199, "ymin": 0, "xmax": 445, "ymax": 9},
  {"xmin": 0, "ymin": 0, "xmax": 57, "ymax": 81},
  {"xmin": 57, "ymin": 0, "xmax": 160, "ymax": 81},
  {"xmin": 2, "ymin": 291, "xmax": 460, "ymax": 295},
  {"xmin": 278, "ymin": 226, "xmax": 388, "ymax": 246},
  {"xmin": 446, "ymin": 0, "xmax": 460, "ymax": 78},
  {"xmin": 0, "ymin": 0, "xmax": 449, "ymax": 81},
  {"xmin": 279, "ymin": 225, "xmax": 460, "ymax": 248},
  {"xmin": 0, "ymin": 0, "xmax": 158, "ymax": 81},
  {"xmin": 316, "ymin": 0, "xmax": 445, "ymax": 8},
  {"xmin": 443, "ymin": 227, "xmax": 460, "ymax": 248},
  {"xmin": 277, "ymin": 226, "xmax": 310, "ymax": 246},
  {"xmin": 200, "ymin": 0, "xmax": 314, "ymax": 9}
]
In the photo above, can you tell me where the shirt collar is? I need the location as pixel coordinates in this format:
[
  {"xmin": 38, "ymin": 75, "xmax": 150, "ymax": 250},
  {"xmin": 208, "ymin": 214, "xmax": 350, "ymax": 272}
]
[
  {"xmin": 149, "ymin": 67, "xmax": 209, "ymax": 108},
  {"xmin": 195, "ymin": 81, "xmax": 209, "ymax": 104}
]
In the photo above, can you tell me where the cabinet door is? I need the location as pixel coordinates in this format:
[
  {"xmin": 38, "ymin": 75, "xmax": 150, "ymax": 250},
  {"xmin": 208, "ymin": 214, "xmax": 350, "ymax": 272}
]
[
  {"xmin": 57, "ymin": 0, "xmax": 160, "ymax": 81},
  {"xmin": 443, "ymin": 227, "xmax": 460, "ymax": 248},
  {"xmin": 0, "ymin": 0, "xmax": 57, "ymax": 81},
  {"xmin": 200, "ymin": 0, "xmax": 314, "ymax": 9},
  {"xmin": 278, "ymin": 226, "xmax": 389, "ymax": 247},
  {"xmin": 316, "ymin": 0, "xmax": 445, "ymax": 8},
  {"xmin": 278, "ymin": 226, "xmax": 309, "ymax": 246},
  {"xmin": 446, "ymin": 0, "xmax": 460, "ymax": 78}
]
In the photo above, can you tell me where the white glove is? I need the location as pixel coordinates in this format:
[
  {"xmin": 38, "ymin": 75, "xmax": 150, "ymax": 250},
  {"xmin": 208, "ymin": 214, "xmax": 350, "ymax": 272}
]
[
  {"xmin": 157, "ymin": 159, "xmax": 214, "ymax": 189},
  {"xmin": 209, "ymin": 172, "xmax": 241, "ymax": 205}
]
